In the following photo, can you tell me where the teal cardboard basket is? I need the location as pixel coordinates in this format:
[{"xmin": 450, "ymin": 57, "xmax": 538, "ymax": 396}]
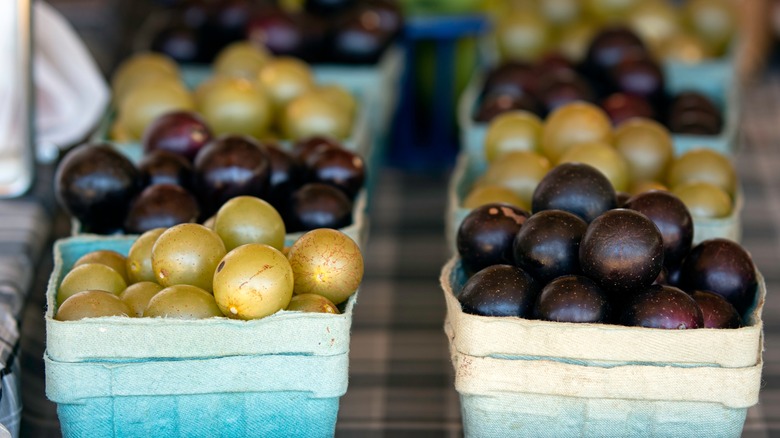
[
  {"xmin": 45, "ymin": 235, "xmax": 359, "ymax": 438},
  {"xmin": 445, "ymin": 153, "xmax": 743, "ymax": 255},
  {"xmin": 440, "ymin": 258, "xmax": 764, "ymax": 438}
]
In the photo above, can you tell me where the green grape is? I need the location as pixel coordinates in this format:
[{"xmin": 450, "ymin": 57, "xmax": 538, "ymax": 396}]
[
  {"xmin": 74, "ymin": 250, "xmax": 129, "ymax": 284},
  {"xmin": 214, "ymin": 196, "xmax": 286, "ymax": 252},
  {"xmin": 286, "ymin": 293, "xmax": 340, "ymax": 314},
  {"xmin": 672, "ymin": 182, "xmax": 732, "ymax": 218},
  {"xmin": 463, "ymin": 184, "xmax": 529, "ymax": 211},
  {"xmin": 127, "ymin": 228, "xmax": 166, "ymax": 284},
  {"xmin": 152, "ymin": 223, "xmax": 226, "ymax": 292},
  {"xmin": 213, "ymin": 243, "xmax": 293, "ymax": 320},
  {"xmin": 257, "ymin": 57, "xmax": 315, "ymax": 111},
  {"xmin": 195, "ymin": 76, "xmax": 272, "ymax": 139},
  {"xmin": 541, "ymin": 102, "xmax": 613, "ymax": 163},
  {"xmin": 667, "ymin": 149, "xmax": 737, "ymax": 196},
  {"xmin": 57, "ymin": 263, "xmax": 127, "ymax": 306},
  {"xmin": 559, "ymin": 141, "xmax": 631, "ymax": 192},
  {"xmin": 484, "ymin": 110, "xmax": 542, "ymax": 163},
  {"xmin": 477, "ymin": 150, "xmax": 551, "ymax": 208},
  {"xmin": 613, "ymin": 118, "xmax": 674, "ymax": 184},
  {"xmin": 144, "ymin": 284, "xmax": 224, "ymax": 319},
  {"xmin": 119, "ymin": 281, "xmax": 164, "ymax": 317},
  {"xmin": 287, "ymin": 229, "xmax": 363, "ymax": 305},
  {"xmin": 213, "ymin": 41, "xmax": 271, "ymax": 79},
  {"xmin": 56, "ymin": 290, "xmax": 133, "ymax": 321}
]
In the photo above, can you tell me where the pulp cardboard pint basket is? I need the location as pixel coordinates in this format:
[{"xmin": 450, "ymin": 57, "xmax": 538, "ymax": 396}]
[
  {"xmin": 445, "ymin": 153, "xmax": 743, "ymax": 255},
  {"xmin": 45, "ymin": 235, "xmax": 359, "ymax": 438},
  {"xmin": 440, "ymin": 257, "xmax": 764, "ymax": 438}
]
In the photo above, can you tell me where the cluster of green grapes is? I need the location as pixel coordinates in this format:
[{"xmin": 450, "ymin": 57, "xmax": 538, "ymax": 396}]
[
  {"xmin": 54, "ymin": 196, "xmax": 364, "ymax": 322},
  {"xmin": 465, "ymin": 103, "xmax": 738, "ymax": 219},
  {"xmin": 110, "ymin": 43, "xmax": 357, "ymax": 143}
]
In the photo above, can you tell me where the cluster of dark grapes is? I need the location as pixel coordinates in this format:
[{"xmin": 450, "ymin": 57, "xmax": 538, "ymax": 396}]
[
  {"xmin": 456, "ymin": 162, "xmax": 756, "ymax": 330},
  {"xmin": 475, "ymin": 26, "xmax": 723, "ymax": 136},
  {"xmin": 55, "ymin": 111, "xmax": 365, "ymax": 236}
]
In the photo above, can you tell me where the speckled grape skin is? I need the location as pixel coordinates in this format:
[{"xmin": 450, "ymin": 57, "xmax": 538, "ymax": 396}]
[
  {"xmin": 56, "ymin": 290, "xmax": 133, "ymax": 321},
  {"xmin": 286, "ymin": 293, "xmax": 340, "ymax": 314},
  {"xmin": 57, "ymin": 263, "xmax": 128, "ymax": 307},
  {"xmin": 531, "ymin": 162, "xmax": 617, "ymax": 223},
  {"xmin": 127, "ymin": 228, "xmax": 166, "ymax": 284},
  {"xmin": 691, "ymin": 290, "xmax": 742, "ymax": 329},
  {"xmin": 151, "ymin": 223, "xmax": 227, "ymax": 292},
  {"xmin": 680, "ymin": 238, "xmax": 758, "ymax": 315},
  {"xmin": 535, "ymin": 275, "xmax": 611, "ymax": 323},
  {"xmin": 213, "ymin": 244, "xmax": 294, "ymax": 320},
  {"xmin": 457, "ymin": 264, "xmax": 540, "ymax": 318},
  {"xmin": 513, "ymin": 209, "xmax": 587, "ymax": 283},
  {"xmin": 625, "ymin": 190, "xmax": 693, "ymax": 268},
  {"xmin": 457, "ymin": 203, "xmax": 529, "ymax": 274},
  {"xmin": 144, "ymin": 284, "xmax": 223, "ymax": 319},
  {"xmin": 287, "ymin": 229, "xmax": 364, "ymax": 305},
  {"xmin": 621, "ymin": 285, "xmax": 703, "ymax": 329},
  {"xmin": 579, "ymin": 209, "xmax": 664, "ymax": 297}
]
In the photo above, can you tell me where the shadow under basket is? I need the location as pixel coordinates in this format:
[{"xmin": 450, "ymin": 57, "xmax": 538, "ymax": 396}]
[
  {"xmin": 440, "ymin": 257, "xmax": 765, "ymax": 438},
  {"xmin": 45, "ymin": 236, "xmax": 359, "ymax": 438}
]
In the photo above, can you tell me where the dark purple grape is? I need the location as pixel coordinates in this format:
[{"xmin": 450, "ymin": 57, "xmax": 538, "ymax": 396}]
[
  {"xmin": 482, "ymin": 62, "xmax": 537, "ymax": 98},
  {"xmin": 124, "ymin": 184, "xmax": 200, "ymax": 234},
  {"xmin": 513, "ymin": 210, "xmax": 588, "ymax": 283},
  {"xmin": 616, "ymin": 191, "xmax": 632, "ymax": 207},
  {"xmin": 142, "ymin": 111, "xmax": 212, "ymax": 161},
  {"xmin": 264, "ymin": 143, "xmax": 303, "ymax": 210},
  {"xmin": 246, "ymin": 6, "xmax": 306, "ymax": 57},
  {"xmin": 532, "ymin": 162, "xmax": 617, "ymax": 223},
  {"xmin": 579, "ymin": 209, "xmax": 664, "ymax": 296},
  {"xmin": 624, "ymin": 191, "xmax": 693, "ymax": 268},
  {"xmin": 458, "ymin": 264, "xmax": 540, "ymax": 318},
  {"xmin": 285, "ymin": 183, "xmax": 353, "ymax": 232},
  {"xmin": 691, "ymin": 290, "xmax": 743, "ymax": 328},
  {"xmin": 474, "ymin": 92, "xmax": 543, "ymax": 122},
  {"xmin": 307, "ymin": 147, "xmax": 365, "ymax": 200},
  {"xmin": 610, "ymin": 55, "xmax": 665, "ymax": 109},
  {"xmin": 55, "ymin": 143, "xmax": 142, "ymax": 234},
  {"xmin": 667, "ymin": 92, "xmax": 723, "ymax": 135},
  {"xmin": 535, "ymin": 275, "xmax": 611, "ymax": 323},
  {"xmin": 139, "ymin": 150, "xmax": 194, "ymax": 189},
  {"xmin": 680, "ymin": 238, "xmax": 757, "ymax": 314},
  {"xmin": 193, "ymin": 134, "xmax": 271, "ymax": 218},
  {"xmin": 621, "ymin": 284, "xmax": 703, "ymax": 329},
  {"xmin": 601, "ymin": 93, "xmax": 656, "ymax": 126},
  {"xmin": 292, "ymin": 136, "xmax": 342, "ymax": 167},
  {"xmin": 584, "ymin": 26, "xmax": 648, "ymax": 80},
  {"xmin": 457, "ymin": 203, "xmax": 530, "ymax": 275},
  {"xmin": 535, "ymin": 69, "xmax": 595, "ymax": 115},
  {"xmin": 667, "ymin": 109, "xmax": 723, "ymax": 135}
]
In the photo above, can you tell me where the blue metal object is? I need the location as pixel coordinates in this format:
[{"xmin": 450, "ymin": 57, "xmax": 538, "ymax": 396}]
[{"xmin": 387, "ymin": 14, "xmax": 490, "ymax": 171}]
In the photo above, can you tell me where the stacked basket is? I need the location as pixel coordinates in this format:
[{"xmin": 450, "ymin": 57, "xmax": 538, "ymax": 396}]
[{"xmin": 444, "ymin": 3, "xmax": 762, "ymax": 436}]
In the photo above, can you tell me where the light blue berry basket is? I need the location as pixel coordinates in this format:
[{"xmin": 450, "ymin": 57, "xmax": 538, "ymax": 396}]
[{"xmin": 45, "ymin": 235, "xmax": 360, "ymax": 438}]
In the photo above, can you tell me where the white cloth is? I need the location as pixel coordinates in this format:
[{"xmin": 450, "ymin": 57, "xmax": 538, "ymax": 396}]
[{"xmin": 0, "ymin": 1, "xmax": 109, "ymax": 164}]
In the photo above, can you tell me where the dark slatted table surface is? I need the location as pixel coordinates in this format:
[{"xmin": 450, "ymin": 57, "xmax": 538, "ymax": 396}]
[{"xmin": 15, "ymin": 76, "xmax": 780, "ymax": 437}]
